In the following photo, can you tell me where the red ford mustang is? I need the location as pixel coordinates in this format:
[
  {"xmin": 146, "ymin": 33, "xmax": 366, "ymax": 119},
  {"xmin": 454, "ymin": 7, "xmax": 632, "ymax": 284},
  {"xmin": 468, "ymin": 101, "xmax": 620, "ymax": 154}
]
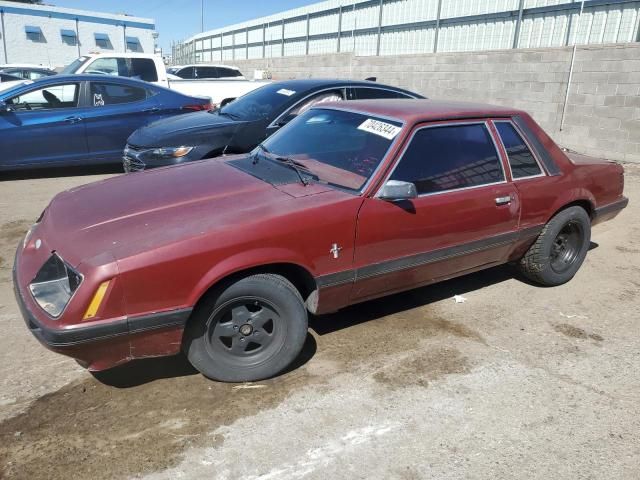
[{"xmin": 13, "ymin": 100, "xmax": 627, "ymax": 382}]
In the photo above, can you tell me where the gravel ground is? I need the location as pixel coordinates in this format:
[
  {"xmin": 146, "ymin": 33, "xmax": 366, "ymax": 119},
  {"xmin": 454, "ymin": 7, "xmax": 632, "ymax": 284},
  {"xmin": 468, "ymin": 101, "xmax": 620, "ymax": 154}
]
[{"xmin": 0, "ymin": 165, "xmax": 638, "ymax": 480}]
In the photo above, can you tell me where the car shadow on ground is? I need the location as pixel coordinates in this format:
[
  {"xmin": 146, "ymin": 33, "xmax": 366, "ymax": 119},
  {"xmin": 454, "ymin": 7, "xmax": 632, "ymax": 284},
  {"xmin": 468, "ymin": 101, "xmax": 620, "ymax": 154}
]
[
  {"xmin": 92, "ymin": 333, "xmax": 318, "ymax": 389},
  {"xmin": 0, "ymin": 164, "xmax": 123, "ymax": 181},
  {"xmin": 311, "ymin": 242, "xmax": 600, "ymax": 336},
  {"xmin": 309, "ymin": 264, "xmax": 516, "ymax": 336},
  {"xmin": 90, "ymin": 245, "xmax": 601, "ymax": 388}
]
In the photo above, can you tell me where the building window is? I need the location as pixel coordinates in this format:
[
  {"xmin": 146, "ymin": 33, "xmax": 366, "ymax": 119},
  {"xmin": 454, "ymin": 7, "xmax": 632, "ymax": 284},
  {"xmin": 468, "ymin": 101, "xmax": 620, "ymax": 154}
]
[
  {"xmin": 94, "ymin": 33, "xmax": 112, "ymax": 49},
  {"xmin": 25, "ymin": 26, "xmax": 44, "ymax": 43},
  {"xmin": 60, "ymin": 29, "xmax": 77, "ymax": 46},
  {"xmin": 126, "ymin": 36, "xmax": 142, "ymax": 52}
]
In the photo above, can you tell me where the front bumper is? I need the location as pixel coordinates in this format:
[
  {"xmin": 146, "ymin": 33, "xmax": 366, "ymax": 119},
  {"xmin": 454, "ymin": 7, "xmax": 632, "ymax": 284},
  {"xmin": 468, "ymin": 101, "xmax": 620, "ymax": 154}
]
[
  {"xmin": 123, "ymin": 153, "xmax": 146, "ymax": 172},
  {"xmin": 13, "ymin": 247, "xmax": 193, "ymax": 370}
]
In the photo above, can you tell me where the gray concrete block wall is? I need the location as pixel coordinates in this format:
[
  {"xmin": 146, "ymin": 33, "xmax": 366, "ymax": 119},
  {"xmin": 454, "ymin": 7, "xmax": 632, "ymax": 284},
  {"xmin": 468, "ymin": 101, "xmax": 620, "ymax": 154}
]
[{"xmin": 225, "ymin": 43, "xmax": 640, "ymax": 163}]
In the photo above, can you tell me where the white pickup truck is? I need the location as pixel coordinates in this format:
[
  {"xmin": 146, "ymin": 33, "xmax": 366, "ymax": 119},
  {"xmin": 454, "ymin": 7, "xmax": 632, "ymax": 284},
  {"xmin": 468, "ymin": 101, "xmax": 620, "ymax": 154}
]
[{"xmin": 61, "ymin": 53, "xmax": 269, "ymax": 107}]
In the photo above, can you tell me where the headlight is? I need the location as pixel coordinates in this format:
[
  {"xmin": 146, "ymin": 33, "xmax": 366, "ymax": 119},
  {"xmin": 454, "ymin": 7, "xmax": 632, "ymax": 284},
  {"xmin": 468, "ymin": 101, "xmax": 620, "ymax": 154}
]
[
  {"xmin": 150, "ymin": 146, "xmax": 194, "ymax": 158},
  {"xmin": 29, "ymin": 253, "xmax": 82, "ymax": 318}
]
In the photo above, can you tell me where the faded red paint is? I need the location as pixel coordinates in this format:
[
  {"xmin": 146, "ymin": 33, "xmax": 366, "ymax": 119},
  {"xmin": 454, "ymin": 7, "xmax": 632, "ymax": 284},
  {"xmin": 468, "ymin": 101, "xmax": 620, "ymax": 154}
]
[{"xmin": 13, "ymin": 100, "xmax": 627, "ymax": 371}]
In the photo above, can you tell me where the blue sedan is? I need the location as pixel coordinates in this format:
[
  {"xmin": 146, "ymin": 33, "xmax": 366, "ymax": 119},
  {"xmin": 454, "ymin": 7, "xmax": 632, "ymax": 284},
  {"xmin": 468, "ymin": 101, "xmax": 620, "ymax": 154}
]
[{"xmin": 0, "ymin": 74, "xmax": 210, "ymax": 171}]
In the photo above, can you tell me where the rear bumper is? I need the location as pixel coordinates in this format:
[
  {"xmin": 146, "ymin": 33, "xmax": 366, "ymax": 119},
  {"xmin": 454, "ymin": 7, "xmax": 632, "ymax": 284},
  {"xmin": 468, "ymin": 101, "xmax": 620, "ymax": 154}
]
[{"xmin": 593, "ymin": 197, "xmax": 628, "ymax": 225}]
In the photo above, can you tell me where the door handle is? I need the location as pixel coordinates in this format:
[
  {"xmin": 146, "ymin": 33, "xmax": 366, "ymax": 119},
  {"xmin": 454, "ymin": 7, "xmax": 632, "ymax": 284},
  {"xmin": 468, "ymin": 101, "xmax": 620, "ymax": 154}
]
[
  {"xmin": 64, "ymin": 116, "xmax": 82, "ymax": 124},
  {"xmin": 143, "ymin": 107, "xmax": 160, "ymax": 113},
  {"xmin": 495, "ymin": 195, "xmax": 512, "ymax": 206}
]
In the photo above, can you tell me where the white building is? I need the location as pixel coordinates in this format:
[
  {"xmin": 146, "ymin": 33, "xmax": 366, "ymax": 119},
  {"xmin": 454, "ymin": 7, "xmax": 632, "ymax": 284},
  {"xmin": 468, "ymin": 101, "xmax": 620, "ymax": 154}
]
[
  {"xmin": 0, "ymin": 1, "xmax": 156, "ymax": 69},
  {"xmin": 174, "ymin": 0, "xmax": 640, "ymax": 64}
]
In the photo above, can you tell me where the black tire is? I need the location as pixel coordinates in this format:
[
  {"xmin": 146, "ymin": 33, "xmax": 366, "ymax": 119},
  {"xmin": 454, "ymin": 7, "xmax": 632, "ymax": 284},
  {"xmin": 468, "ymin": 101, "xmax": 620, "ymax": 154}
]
[
  {"xmin": 183, "ymin": 274, "xmax": 308, "ymax": 382},
  {"xmin": 519, "ymin": 206, "xmax": 591, "ymax": 286}
]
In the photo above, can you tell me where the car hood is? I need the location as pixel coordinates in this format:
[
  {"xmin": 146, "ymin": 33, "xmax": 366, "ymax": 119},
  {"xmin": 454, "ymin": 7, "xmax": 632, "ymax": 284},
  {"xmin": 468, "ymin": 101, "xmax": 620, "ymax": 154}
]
[
  {"xmin": 128, "ymin": 110, "xmax": 245, "ymax": 147},
  {"xmin": 40, "ymin": 158, "xmax": 335, "ymax": 267}
]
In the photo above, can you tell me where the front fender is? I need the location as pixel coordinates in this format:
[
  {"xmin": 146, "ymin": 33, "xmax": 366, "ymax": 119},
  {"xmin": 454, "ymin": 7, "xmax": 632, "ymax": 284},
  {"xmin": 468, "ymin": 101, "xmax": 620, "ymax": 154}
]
[{"xmin": 186, "ymin": 247, "xmax": 315, "ymax": 306}]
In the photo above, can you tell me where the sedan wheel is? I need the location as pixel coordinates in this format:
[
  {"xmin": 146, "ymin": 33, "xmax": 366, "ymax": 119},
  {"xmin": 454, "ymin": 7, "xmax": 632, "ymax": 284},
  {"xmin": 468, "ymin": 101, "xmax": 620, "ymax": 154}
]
[
  {"xmin": 184, "ymin": 274, "xmax": 308, "ymax": 382},
  {"xmin": 519, "ymin": 206, "xmax": 591, "ymax": 286},
  {"xmin": 206, "ymin": 298, "xmax": 282, "ymax": 364}
]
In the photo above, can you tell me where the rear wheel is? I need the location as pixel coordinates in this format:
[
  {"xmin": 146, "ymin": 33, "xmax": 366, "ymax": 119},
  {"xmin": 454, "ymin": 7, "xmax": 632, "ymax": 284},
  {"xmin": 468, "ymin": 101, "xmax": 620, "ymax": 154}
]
[
  {"xmin": 519, "ymin": 206, "xmax": 591, "ymax": 286},
  {"xmin": 183, "ymin": 274, "xmax": 308, "ymax": 382}
]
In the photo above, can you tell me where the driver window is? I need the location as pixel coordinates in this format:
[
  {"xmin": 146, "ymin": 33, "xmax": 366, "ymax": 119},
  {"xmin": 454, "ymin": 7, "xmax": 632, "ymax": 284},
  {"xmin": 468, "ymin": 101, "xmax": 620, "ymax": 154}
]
[
  {"xmin": 390, "ymin": 123, "xmax": 505, "ymax": 195},
  {"xmin": 7, "ymin": 83, "xmax": 79, "ymax": 111},
  {"xmin": 286, "ymin": 90, "xmax": 344, "ymax": 118}
]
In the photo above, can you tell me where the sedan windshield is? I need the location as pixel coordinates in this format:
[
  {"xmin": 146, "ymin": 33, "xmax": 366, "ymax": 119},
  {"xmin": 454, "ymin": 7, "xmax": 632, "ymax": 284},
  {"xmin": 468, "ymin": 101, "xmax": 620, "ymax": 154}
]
[
  {"xmin": 218, "ymin": 83, "xmax": 299, "ymax": 121},
  {"xmin": 259, "ymin": 108, "xmax": 403, "ymax": 192}
]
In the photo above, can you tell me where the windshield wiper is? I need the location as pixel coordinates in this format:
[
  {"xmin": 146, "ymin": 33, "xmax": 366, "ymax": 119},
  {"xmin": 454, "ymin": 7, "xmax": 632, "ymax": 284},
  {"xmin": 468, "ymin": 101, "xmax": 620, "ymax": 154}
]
[
  {"xmin": 217, "ymin": 110, "xmax": 241, "ymax": 120},
  {"xmin": 274, "ymin": 155, "xmax": 311, "ymax": 186},
  {"xmin": 252, "ymin": 143, "xmax": 269, "ymax": 165}
]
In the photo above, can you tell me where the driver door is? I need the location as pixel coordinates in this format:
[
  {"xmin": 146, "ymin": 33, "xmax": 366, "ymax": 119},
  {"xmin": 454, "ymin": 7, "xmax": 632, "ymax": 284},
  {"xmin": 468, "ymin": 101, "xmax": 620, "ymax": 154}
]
[
  {"xmin": 0, "ymin": 82, "xmax": 89, "ymax": 168},
  {"xmin": 351, "ymin": 121, "xmax": 520, "ymax": 302}
]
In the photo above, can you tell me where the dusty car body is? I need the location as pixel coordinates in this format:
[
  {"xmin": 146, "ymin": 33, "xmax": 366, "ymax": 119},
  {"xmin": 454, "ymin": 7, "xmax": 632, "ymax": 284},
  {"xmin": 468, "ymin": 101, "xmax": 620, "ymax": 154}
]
[{"xmin": 13, "ymin": 99, "xmax": 627, "ymax": 382}]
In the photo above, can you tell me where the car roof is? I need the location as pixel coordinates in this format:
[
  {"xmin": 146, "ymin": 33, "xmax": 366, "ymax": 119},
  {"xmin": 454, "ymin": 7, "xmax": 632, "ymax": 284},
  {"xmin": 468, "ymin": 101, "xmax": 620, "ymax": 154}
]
[
  {"xmin": 319, "ymin": 99, "xmax": 523, "ymax": 123},
  {"xmin": 0, "ymin": 63, "xmax": 53, "ymax": 69},
  {"xmin": 268, "ymin": 78, "xmax": 421, "ymax": 95},
  {"xmin": 2, "ymin": 66, "xmax": 52, "ymax": 72},
  {"xmin": 179, "ymin": 64, "xmax": 241, "ymax": 70},
  {"xmin": 20, "ymin": 74, "xmax": 155, "ymax": 87}
]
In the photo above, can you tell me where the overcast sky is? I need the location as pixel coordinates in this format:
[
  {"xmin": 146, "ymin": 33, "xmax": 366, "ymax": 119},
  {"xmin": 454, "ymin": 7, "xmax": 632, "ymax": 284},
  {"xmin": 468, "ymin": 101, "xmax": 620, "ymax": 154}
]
[{"xmin": 49, "ymin": 0, "xmax": 322, "ymax": 53}]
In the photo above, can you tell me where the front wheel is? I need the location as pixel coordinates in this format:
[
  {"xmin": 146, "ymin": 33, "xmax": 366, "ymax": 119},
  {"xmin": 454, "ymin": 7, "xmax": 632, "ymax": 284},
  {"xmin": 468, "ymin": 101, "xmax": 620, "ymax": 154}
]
[
  {"xmin": 183, "ymin": 274, "xmax": 308, "ymax": 382},
  {"xmin": 518, "ymin": 206, "xmax": 591, "ymax": 286}
]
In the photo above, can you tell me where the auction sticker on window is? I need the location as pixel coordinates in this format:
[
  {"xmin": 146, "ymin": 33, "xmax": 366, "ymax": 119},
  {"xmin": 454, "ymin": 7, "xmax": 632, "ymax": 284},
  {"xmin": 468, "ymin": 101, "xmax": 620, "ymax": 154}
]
[
  {"xmin": 358, "ymin": 119, "xmax": 402, "ymax": 140},
  {"xmin": 277, "ymin": 88, "xmax": 296, "ymax": 96}
]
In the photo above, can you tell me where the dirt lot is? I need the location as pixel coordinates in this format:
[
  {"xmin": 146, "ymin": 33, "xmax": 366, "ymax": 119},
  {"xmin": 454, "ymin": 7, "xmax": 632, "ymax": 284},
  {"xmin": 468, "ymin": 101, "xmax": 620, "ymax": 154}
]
[{"xmin": 0, "ymin": 165, "xmax": 639, "ymax": 480}]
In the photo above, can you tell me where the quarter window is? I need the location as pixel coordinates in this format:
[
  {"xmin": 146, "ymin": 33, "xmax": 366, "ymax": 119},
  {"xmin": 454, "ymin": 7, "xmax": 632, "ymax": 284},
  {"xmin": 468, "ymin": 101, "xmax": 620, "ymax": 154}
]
[
  {"xmin": 390, "ymin": 123, "xmax": 504, "ymax": 195},
  {"xmin": 495, "ymin": 122, "xmax": 542, "ymax": 179}
]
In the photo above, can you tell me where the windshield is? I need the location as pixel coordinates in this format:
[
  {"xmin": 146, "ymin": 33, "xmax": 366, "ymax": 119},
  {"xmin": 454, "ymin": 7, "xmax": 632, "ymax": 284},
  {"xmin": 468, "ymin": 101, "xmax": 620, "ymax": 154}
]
[
  {"xmin": 60, "ymin": 56, "xmax": 89, "ymax": 74},
  {"xmin": 258, "ymin": 108, "xmax": 403, "ymax": 192},
  {"xmin": 218, "ymin": 83, "xmax": 299, "ymax": 121}
]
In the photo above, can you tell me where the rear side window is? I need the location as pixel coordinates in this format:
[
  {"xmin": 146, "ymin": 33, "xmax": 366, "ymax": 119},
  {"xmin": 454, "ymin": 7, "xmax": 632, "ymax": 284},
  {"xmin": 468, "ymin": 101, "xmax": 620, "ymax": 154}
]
[
  {"xmin": 390, "ymin": 123, "xmax": 504, "ymax": 195},
  {"xmin": 195, "ymin": 67, "xmax": 217, "ymax": 79},
  {"xmin": 90, "ymin": 82, "xmax": 147, "ymax": 106},
  {"xmin": 176, "ymin": 67, "xmax": 194, "ymax": 79},
  {"xmin": 130, "ymin": 59, "xmax": 158, "ymax": 82},
  {"xmin": 355, "ymin": 87, "xmax": 413, "ymax": 99},
  {"xmin": 495, "ymin": 122, "xmax": 542, "ymax": 179}
]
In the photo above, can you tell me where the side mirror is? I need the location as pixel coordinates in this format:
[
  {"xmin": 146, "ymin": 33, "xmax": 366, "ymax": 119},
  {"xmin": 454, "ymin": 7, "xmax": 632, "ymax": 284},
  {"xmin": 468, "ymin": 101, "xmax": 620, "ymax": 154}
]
[
  {"xmin": 0, "ymin": 100, "xmax": 12, "ymax": 113},
  {"xmin": 379, "ymin": 180, "xmax": 418, "ymax": 201}
]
